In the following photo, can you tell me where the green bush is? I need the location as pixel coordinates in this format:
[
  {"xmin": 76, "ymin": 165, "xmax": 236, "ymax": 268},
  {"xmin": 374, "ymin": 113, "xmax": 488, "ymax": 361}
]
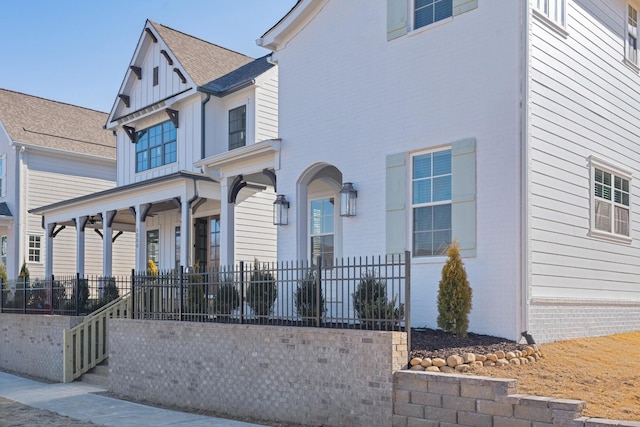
[
  {"xmin": 246, "ymin": 262, "xmax": 277, "ymax": 317},
  {"xmin": 74, "ymin": 279, "xmax": 89, "ymax": 314},
  {"xmin": 352, "ymin": 272, "xmax": 404, "ymax": 330},
  {"xmin": 437, "ymin": 240, "xmax": 473, "ymax": 337},
  {"xmin": 295, "ymin": 269, "xmax": 325, "ymax": 320},
  {"xmin": 89, "ymin": 278, "xmax": 119, "ymax": 311},
  {"xmin": 186, "ymin": 265, "xmax": 207, "ymax": 317},
  {"xmin": 211, "ymin": 280, "xmax": 240, "ymax": 315}
]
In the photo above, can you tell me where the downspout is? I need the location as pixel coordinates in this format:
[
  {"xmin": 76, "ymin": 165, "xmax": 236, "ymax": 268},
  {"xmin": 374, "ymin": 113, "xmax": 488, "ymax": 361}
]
[
  {"xmin": 519, "ymin": 1, "xmax": 531, "ymax": 338},
  {"xmin": 201, "ymin": 93, "xmax": 212, "ymax": 160},
  {"xmin": 17, "ymin": 146, "xmax": 26, "ymax": 278}
]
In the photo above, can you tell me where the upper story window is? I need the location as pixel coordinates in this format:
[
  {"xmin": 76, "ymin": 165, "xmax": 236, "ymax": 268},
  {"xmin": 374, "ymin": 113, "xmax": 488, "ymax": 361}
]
[
  {"xmin": 414, "ymin": 0, "xmax": 452, "ymax": 29},
  {"xmin": 533, "ymin": 0, "xmax": 566, "ymax": 27},
  {"xmin": 135, "ymin": 121, "xmax": 177, "ymax": 173},
  {"xmin": 627, "ymin": 4, "xmax": 638, "ymax": 66},
  {"xmin": 591, "ymin": 159, "xmax": 632, "ymax": 241},
  {"xmin": 412, "ymin": 148, "xmax": 452, "ymax": 257},
  {"xmin": 229, "ymin": 105, "xmax": 246, "ymax": 150}
]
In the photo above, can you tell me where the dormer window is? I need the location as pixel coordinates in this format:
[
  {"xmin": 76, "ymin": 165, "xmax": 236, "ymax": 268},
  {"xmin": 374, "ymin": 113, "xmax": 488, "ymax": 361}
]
[
  {"xmin": 229, "ymin": 105, "xmax": 246, "ymax": 150},
  {"xmin": 135, "ymin": 120, "xmax": 177, "ymax": 172}
]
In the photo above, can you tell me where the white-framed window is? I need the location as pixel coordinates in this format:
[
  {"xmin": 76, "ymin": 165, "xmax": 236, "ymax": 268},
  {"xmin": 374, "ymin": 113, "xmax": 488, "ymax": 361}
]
[
  {"xmin": 627, "ymin": 4, "xmax": 639, "ymax": 66},
  {"xmin": 310, "ymin": 198, "xmax": 335, "ymax": 268},
  {"xmin": 412, "ymin": 148, "xmax": 452, "ymax": 257},
  {"xmin": 28, "ymin": 234, "xmax": 41, "ymax": 263},
  {"xmin": 533, "ymin": 0, "xmax": 566, "ymax": 27},
  {"xmin": 0, "ymin": 155, "xmax": 5, "ymax": 198},
  {"xmin": 1, "ymin": 235, "xmax": 6, "ymax": 267},
  {"xmin": 135, "ymin": 121, "xmax": 177, "ymax": 172},
  {"xmin": 590, "ymin": 158, "xmax": 632, "ymax": 241},
  {"xmin": 414, "ymin": 0, "xmax": 453, "ymax": 30}
]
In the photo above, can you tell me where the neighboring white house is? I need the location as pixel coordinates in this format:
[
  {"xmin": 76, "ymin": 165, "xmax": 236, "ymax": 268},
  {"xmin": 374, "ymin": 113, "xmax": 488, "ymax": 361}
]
[
  {"xmin": 258, "ymin": 0, "xmax": 640, "ymax": 342},
  {"xmin": 32, "ymin": 20, "xmax": 279, "ymax": 275},
  {"xmin": 0, "ymin": 88, "xmax": 134, "ymax": 279}
]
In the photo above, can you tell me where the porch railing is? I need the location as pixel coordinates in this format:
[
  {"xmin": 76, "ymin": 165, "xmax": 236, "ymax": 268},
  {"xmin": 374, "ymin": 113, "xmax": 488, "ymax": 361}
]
[{"xmin": 62, "ymin": 293, "xmax": 131, "ymax": 383}]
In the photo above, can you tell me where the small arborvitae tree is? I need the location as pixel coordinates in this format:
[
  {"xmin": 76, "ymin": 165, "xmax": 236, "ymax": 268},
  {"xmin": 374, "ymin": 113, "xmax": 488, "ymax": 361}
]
[
  {"xmin": 437, "ymin": 240, "xmax": 472, "ymax": 337},
  {"xmin": 0, "ymin": 262, "xmax": 8, "ymax": 305},
  {"xmin": 19, "ymin": 261, "xmax": 29, "ymax": 283},
  {"xmin": 295, "ymin": 269, "xmax": 325, "ymax": 320},
  {"xmin": 246, "ymin": 260, "xmax": 277, "ymax": 317}
]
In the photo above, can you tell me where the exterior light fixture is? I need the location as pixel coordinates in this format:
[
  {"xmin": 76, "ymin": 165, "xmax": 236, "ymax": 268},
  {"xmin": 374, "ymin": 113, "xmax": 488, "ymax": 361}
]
[
  {"xmin": 273, "ymin": 194, "xmax": 290, "ymax": 225},
  {"xmin": 340, "ymin": 182, "xmax": 358, "ymax": 217}
]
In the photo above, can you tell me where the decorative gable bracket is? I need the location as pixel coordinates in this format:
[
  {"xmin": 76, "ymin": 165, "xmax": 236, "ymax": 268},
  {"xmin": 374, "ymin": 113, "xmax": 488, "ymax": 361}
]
[
  {"xmin": 123, "ymin": 125, "xmax": 136, "ymax": 143},
  {"xmin": 118, "ymin": 94, "xmax": 130, "ymax": 108},
  {"xmin": 145, "ymin": 27, "xmax": 158, "ymax": 43},
  {"xmin": 173, "ymin": 68, "xmax": 187, "ymax": 84},
  {"xmin": 160, "ymin": 49, "xmax": 174, "ymax": 65},
  {"xmin": 166, "ymin": 109, "xmax": 179, "ymax": 128},
  {"xmin": 130, "ymin": 66, "xmax": 142, "ymax": 80}
]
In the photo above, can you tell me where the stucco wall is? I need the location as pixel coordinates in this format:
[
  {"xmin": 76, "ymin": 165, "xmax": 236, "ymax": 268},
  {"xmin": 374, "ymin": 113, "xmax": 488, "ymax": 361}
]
[
  {"xmin": 0, "ymin": 314, "xmax": 81, "ymax": 382},
  {"xmin": 109, "ymin": 319, "xmax": 407, "ymax": 427}
]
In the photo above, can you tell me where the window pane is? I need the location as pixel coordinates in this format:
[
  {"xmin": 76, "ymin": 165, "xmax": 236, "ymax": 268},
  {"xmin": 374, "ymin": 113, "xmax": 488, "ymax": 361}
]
[
  {"xmin": 415, "ymin": 4, "xmax": 435, "ymax": 28},
  {"xmin": 413, "ymin": 179, "xmax": 431, "ymax": 204},
  {"xmin": 594, "ymin": 199, "xmax": 611, "ymax": 232},
  {"xmin": 413, "ymin": 154, "xmax": 431, "ymax": 179},
  {"xmin": 433, "ymin": 176, "xmax": 451, "ymax": 202},
  {"xmin": 433, "ymin": 150, "xmax": 451, "ymax": 175},
  {"xmin": 615, "ymin": 206, "xmax": 630, "ymax": 236},
  {"xmin": 413, "ymin": 231, "xmax": 433, "ymax": 257},
  {"xmin": 434, "ymin": 0, "xmax": 453, "ymax": 22},
  {"xmin": 433, "ymin": 230, "xmax": 452, "ymax": 255},
  {"xmin": 433, "ymin": 204, "xmax": 452, "ymax": 230},
  {"xmin": 414, "ymin": 207, "xmax": 433, "ymax": 232}
]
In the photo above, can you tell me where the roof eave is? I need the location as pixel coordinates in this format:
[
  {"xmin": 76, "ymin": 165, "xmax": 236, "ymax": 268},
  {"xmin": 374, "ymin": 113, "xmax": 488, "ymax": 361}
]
[{"xmin": 258, "ymin": 0, "xmax": 325, "ymax": 51}]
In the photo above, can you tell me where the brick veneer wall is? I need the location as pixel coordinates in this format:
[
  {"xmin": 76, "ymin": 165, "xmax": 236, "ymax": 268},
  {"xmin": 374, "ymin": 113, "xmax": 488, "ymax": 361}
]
[
  {"xmin": 393, "ymin": 371, "xmax": 640, "ymax": 427},
  {"xmin": 0, "ymin": 314, "xmax": 81, "ymax": 382},
  {"xmin": 109, "ymin": 319, "xmax": 407, "ymax": 427},
  {"xmin": 529, "ymin": 298, "xmax": 640, "ymax": 343}
]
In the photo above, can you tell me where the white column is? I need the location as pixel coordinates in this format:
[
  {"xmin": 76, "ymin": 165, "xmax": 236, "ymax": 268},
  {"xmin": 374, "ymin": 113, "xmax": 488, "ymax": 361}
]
[
  {"xmin": 45, "ymin": 223, "xmax": 55, "ymax": 279},
  {"xmin": 220, "ymin": 177, "xmax": 235, "ymax": 267},
  {"xmin": 135, "ymin": 204, "xmax": 147, "ymax": 273},
  {"xmin": 181, "ymin": 197, "xmax": 190, "ymax": 269},
  {"xmin": 102, "ymin": 210, "xmax": 115, "ymax": 277},
  {"xmin": 76, "ymin": 216, "xmax": 87, "ymax": 277}
]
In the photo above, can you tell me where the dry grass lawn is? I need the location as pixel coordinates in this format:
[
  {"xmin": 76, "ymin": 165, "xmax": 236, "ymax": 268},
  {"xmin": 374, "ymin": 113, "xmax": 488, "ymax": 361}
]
[{"xmin": 468, "ymin": 331, "xmax": 640, "ymax": 421}]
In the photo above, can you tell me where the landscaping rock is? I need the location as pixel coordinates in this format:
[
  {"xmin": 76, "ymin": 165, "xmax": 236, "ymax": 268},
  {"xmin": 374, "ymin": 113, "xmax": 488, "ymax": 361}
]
[
  {"xmin": 447, "ymin": 355, "xmax": 464, "ymax": 367},
  {"xmin": 462, "ymin": 353, "xmax": 476, "ymax": 363},
  {"xmin": 496, "ymin": 351, "xmax": 506, "ymax": 359},
  {"xmin": 432, "ymin": 358, "xmax": 447, "ymax": 367},
  {"xmin": 475, "ymin": 354, "xmax": 487, "ymax": 362},
  {"xmin": 426, "ymin": 366, "xmax": 440, "ymax": 372},
  {"xmin": 410, "ymin": 357, "xmax": 422, "ymax": 366},
  {"xmin": 455, "ymin": 364, "xmax": 470, "ymax": 373},
  {"xmin": 440, "ymin": 366, "xmax": 455, "ymax": 373},
  {"xmin": 486, "ymin": 353, "xmax": 498, "ymax": 362},
  {"xmin": 420, "ymin": 358, "xmax": 433, "ymax": 368}
]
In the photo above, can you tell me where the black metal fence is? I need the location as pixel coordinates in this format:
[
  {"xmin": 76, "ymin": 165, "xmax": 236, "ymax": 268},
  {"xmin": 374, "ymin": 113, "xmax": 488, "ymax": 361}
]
[
  {"xmin": 0, "ymin": 274, "xmax": 130, "ymax": 316},
  {"xmin": 132, "ymin": 253, "xmax": 409, "ymax": 331},
  {"xmin": 0, "ymin": 253, "xmax": 410, "ymax": 332}
]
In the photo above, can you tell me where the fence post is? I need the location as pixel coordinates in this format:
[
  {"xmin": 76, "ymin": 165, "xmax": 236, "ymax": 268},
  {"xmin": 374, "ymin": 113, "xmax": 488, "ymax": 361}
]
[
  {"xmin": 404, "ymin": 250, "xmax": 411, "ymax": 366},
  {"xmin": 179, "ymin": 266, "xmax": 184, "ymax": 322},
  {"xmin": 130, "ymin": 269, "xmax": 136, "ymax": 320},
  {"xmin": 239, "ymin": 261, "xmax": 244, "ymax": 324},
  {"xmin": 23, "ymin": 277, "xmax": 27, "ymax": 314},
  {"xmin": 75, "ymin": 273, "xmax": 80, "ymax": 316},
  {"xmin": 49, "ymin": 275, "xmax": 54, "ymax": 314},
  {"xmin": 315, "ymin": 256, "xmax": 322, "ymax": 327}
]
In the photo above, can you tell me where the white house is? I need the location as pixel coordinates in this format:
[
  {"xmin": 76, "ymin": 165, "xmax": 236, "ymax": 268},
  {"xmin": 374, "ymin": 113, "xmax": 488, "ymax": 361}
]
[
  {"xmin": 258, "ymin": 0, "xmax": 640, "ymax": 342},
  {"xmin": 32, "ymin": 20, "xmax": 279, "ymax": 276},
  {"xmin": 0, "ymin": 88, "xmax": 133, "ymax": 280}
]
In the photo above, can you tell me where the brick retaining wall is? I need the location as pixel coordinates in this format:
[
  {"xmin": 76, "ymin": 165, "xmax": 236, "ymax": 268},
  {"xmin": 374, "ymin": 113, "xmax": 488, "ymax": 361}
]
[
  {"xmin": 393, "ymin": 371, "xmax": 640, "ymax": 427},
  {"xmin": 109, "ymin": 319, "xmax": 407, "ymax": 427},
  {"xmin": 0, "ymin": 314, "xmax": 81, "ymax": 382}
]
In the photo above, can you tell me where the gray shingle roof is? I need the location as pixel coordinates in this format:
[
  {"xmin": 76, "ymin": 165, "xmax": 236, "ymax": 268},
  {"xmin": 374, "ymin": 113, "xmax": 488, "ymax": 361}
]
[
  {"xmin": 200, "ymin": 56, "xmax": 274, "ymax": 95},
  {"xmin": 149, "ymin": 21, "xmax": 254, "ymax": 87},
  {"xmin": 0, "ymin": 89, "xmax": 115, "ymax": 159},
  {"xmin": 0, "ymin": 202, "xmax": 12, "ymax": 217}
]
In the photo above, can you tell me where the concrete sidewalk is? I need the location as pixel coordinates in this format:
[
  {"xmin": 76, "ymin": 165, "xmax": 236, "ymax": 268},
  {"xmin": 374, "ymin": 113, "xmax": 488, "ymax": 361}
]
[{"xmin": 0, "ymin": 372, "xmax": 269, "ymax": 427}]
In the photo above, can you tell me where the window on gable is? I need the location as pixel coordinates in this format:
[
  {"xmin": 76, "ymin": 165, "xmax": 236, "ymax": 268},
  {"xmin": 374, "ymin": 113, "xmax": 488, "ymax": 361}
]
[
  {"xmin": 592, "ymin": 164, "xmax": 631, "ymax": 239},
  {"xmin": 414, "ymin": 0, "xmax": 453, "ymax": 29},
  {"xmin": 135, "ymin": 120, "xmax": 177, "ymax": 172},
  {"xmin": 534, "ymin": 0, "xmax": 566, "ymax": 27},
  {"xmin": 627, "ymin": 4, "xmax": 638, "ymax": 65},
  {"xmin": 28, "ymin": 235, "xmax": 41, "ymax": 263},
  {"xmin": 412, "ymin": 148, "xmax": 452, "ymax": 257},
  {"xmin": 229, "ymin": 105, "xmax": 246, "ymax": 150}
]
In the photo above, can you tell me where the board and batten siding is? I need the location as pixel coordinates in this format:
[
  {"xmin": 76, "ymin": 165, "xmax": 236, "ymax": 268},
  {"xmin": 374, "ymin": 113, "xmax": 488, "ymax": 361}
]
[
  {"xmin": 528, "ymin": 0, "xmax": 640, "ymax": 340},
  {"xmin": 116, "ymin": 97, "xmax": 201, "ymax": 186},
  {"xmin": 25, "ymin": 152, "xmax": 129, "ymax": 277}
]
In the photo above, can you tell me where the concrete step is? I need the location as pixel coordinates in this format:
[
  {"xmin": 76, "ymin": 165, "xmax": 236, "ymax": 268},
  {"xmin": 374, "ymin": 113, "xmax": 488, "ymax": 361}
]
[{"xmin": 80, "ymin": 360, "xmax": 109, "ymax": 388}]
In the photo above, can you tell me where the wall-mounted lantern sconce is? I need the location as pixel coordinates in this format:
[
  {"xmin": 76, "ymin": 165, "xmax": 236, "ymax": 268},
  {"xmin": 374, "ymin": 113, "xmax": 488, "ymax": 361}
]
[
  {"xmin": 340, "ymin": 182, "xmax": 358, "ymax": 217},
  {"xmin": 273, "ymin": 194, "xmax": 290, "ymax": 225}
]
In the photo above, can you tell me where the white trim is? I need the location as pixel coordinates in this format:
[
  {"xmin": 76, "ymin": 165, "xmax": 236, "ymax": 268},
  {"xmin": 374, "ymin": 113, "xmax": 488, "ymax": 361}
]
[
  {"xmin": 27, "ymin": 233, "xmax": 43, "ymax": 264},
  {"xmin": 532, "ymin": 0, "xmax": 566, "ymax": 29},
  {"xmin": 0, "ymin": 154, "xmax": 5, "ymax": 198},
  {"xmin": 532, "ymin": 7, "xmax": 568, "ymax": 38}
]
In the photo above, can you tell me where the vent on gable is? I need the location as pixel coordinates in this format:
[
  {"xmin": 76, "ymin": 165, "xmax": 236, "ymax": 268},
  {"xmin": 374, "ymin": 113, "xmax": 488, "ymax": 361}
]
[{"xmin": 153, "ymin": 67, "xmax": 159, "ymax": 86}]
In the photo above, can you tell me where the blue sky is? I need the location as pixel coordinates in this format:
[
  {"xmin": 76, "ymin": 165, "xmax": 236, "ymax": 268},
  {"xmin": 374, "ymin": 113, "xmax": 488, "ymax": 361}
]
[{"xmin": 0, "ymin": 0, "xmax": 296, "ymax": 112}]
